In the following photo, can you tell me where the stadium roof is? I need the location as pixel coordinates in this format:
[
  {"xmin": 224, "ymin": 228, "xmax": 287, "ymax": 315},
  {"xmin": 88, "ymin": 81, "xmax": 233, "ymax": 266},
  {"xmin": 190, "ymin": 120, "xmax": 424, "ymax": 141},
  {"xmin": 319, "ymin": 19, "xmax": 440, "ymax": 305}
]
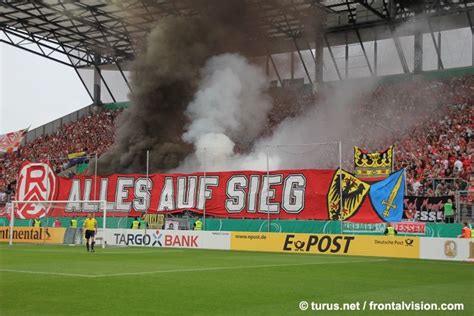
[{"xmin": 1, "ymin": 0, "xmax": 473, "ymax": 69}]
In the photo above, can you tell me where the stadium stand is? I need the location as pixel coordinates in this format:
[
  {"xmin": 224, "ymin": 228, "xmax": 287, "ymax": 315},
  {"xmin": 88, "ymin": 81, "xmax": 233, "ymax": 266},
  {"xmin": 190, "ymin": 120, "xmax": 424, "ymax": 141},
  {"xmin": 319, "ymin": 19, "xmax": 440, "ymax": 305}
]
[
  {"xmin": 396, "ymin": 104, "xmax": 472, "ymax": 196},
  {"xmin": 0, "ymin": 109, "xmax": 122, "ymax": 194},
  {"xmin": 0, "ymin": 75, "xmax": 472, "ymax": 207},
  {"xmin": 270, "ymin": 75, "xmax": 473, "ymax": 197}
]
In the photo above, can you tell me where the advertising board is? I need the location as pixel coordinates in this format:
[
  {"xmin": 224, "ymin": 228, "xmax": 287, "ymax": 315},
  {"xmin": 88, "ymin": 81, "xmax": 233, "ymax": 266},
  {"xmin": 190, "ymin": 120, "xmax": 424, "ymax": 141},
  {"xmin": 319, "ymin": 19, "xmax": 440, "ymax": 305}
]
[
  {"xmin": 231, "ymin": 232, "xmax": 419, "ymax": 258},
  {"xmin": 100, "ymin": 229, "xmax": 230, "ymax": 250},
  {"xmin": 0, "ymin": 227, "xmax": 66, "ymax": 244},
  {"xmin": 420, "ymin": 237, "xmax": 474, "ymax": 261}
]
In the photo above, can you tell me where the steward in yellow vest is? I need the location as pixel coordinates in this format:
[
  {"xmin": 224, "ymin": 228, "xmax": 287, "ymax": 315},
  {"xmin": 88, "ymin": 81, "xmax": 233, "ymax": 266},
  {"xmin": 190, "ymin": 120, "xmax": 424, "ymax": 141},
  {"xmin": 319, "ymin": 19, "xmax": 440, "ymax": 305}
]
[
  {"xmin": 194, "ymin": 219, "xmax": 203, "ymax": 231},
  {"xmin": 70, "ymin": 218, "xmax": 78, "ymax": 228},
  {"xmin": 384, "ymin": 223, "xmax": 397, "ymax": 236},
  {"xmin": 131, "ymin": 218, "xmax": 140, "ymax": 229},
  {"xmin": 33, "ymin": 218, "xmax": 41, "ymax": 228}
]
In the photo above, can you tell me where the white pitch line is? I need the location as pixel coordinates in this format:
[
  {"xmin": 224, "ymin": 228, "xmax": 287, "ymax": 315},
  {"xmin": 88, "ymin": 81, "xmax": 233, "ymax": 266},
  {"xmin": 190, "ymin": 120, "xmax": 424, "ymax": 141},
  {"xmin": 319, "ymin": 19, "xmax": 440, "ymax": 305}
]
[
  {"xmin": 0, "ymin": 248, "xmax": 185, "ymax": 255},
  {"xmin": 0, "ymin": 259, "xmax": 387, "ymax": 278},
  {"xmin": 99, "ymin": 250, "xmax": 186, "ymax": 255},
  {"xmin": 0, "ymin": 269, "xmax": 94, "ymax": 278},
  {"xmin": 386, "ymin": 258, "xmax": 474, "ymax": 266},
  {"xmin": 96, "ymin": 259, "xmax": 388, "ymax": 277}
]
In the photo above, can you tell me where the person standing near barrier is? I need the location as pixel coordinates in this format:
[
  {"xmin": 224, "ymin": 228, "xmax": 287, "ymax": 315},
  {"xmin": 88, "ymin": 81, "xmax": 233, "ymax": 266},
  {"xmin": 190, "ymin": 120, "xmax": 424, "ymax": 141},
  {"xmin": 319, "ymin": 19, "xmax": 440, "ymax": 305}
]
[
  {"xmin": 458, "ymin": 222, "xmax": 472, "ymax": 238},
  {"xmin": 83, "ymin": 213, "xmax": 97, "ymax": 252},
  {"xmin": 33, "ymin": 217, "xmax": 41, "ymax": 228},
  {"xmin": 70, "ymin": 217, "xmax": 78, "ymax": 228},
  {"xmin": 53, "ymin": 218, "xmax": 61, "ymax": 227},
  {"xmin": 444, "ymin": 199, "xmax": 454, "ymax": 223},
  {"xmin": 193, "ymin": 218, "xmax": 203, "ymax": 231},
  {"xmin": 384, "ymin": 223, "xmax": 397, "ymax": 236},
  {"xmin": 131, "ymin": 217, "xmax": 140, "ymax": 229},
  {"xmin": 139, "ymin": 215, "xmax": 147, "ymax": 229}
]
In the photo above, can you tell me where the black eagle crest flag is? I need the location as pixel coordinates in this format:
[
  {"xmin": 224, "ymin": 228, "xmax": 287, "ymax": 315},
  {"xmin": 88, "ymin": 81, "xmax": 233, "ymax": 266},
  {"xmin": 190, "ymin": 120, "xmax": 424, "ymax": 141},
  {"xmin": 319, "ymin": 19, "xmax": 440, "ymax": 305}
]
[
  {"xmin": 327, "ymin": 169, "xmax": 370, "ymax": 220},
  {"xmin": 354, "ymin": 146, "xmax": 394, "ymax": 179}
]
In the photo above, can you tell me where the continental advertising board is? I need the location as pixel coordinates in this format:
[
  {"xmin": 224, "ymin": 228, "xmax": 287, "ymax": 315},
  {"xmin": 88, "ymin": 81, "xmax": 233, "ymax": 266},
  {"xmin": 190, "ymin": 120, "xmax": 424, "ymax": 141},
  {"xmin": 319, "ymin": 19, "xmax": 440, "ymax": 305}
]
[
  {"xmin": 420, "ymin": 238, "xmax": 474, "ymax": 261},
  {"xmin": 100, "ymin": 229, "xmax": 230, "ymax": 250},
  {"xmin": 0, "ymin": 227, "xmax": 66, "ymax": 244},
  {"xmin": 231, "ymin": 232, "xmax": 420, "ymax": 259}
]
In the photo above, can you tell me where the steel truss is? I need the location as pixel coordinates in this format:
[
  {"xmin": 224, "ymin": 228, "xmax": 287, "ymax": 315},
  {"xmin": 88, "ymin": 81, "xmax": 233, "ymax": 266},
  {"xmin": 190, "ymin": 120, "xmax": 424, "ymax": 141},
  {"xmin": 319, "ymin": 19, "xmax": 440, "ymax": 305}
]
[{"xmin": 0, "ymin": 0, "xmax": 473, "ymax": 89}]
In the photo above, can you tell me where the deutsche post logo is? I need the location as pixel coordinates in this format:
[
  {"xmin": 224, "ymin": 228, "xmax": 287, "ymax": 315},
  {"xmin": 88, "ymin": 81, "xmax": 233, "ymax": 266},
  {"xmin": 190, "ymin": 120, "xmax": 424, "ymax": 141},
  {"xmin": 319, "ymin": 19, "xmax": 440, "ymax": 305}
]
[
  {"xmin": 327, "ymin": 169, "xmax": 370, "ymax": 220},
  {"xmin": 444, "ymin": 240, "xmax": 457, "ymax": 258},
  {"xmin": 293, "ymin": 240, "xmax": 306, "ymax": 251},
  {"xmin": 16, "ymin": 163, "xmax": 57, "ymax": 219}
]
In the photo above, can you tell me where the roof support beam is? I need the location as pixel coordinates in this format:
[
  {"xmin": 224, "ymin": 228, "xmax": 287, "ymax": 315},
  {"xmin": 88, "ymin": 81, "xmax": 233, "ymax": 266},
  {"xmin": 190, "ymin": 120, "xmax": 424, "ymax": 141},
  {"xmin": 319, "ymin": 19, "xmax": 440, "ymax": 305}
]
[
  {"xmin": 293, "ymin": 39, "xmax": 312, "ymax": 84},
  {"xmin": 0, "ymin": 0, "xmax": 473, "ymax": 68},
  {"xmin": 355, "ymin": 1, "xmax": 388, "ymax": 21},
  {"xmin": 1, "ymin": 26, "xmax": 101, "ymax": 66},
  {"xmin": 268, "ymin": 54, "xmax": 283, "ymax": 86},
  {"xmin": 116, "ymin": 61, "xmax": 132, "ymax": 93},
  {"xmin": 73, "ymin": 66, "xmax": 94, "ymax": 102},
  {"xmin": 324, "ymin": 35, "xmax": 342, "ymax": 80},
  {"xmin": 390, "ymin": 27, "xmax": 410, "ymax": 73},
  {"xmin": 0, "ymin": 38, "xmax": 73, "ymax": 68},
  {"xmin": 355, "ymin": 28, "xmax": 373, "ymax": 75},
  {"xmin": 427, "ymin": 18, "xmax": 444, "ymax": 70}
]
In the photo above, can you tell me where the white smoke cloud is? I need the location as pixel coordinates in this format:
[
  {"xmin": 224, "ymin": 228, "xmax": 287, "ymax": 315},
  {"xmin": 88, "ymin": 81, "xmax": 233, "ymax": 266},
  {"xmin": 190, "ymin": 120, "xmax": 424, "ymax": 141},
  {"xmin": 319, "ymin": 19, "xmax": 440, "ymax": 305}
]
[
  {"xmin": 177, "ymin": 53, "xmax": 273, "ymax": 171},
  {"xmin": 176, "ymin": 52, "xmax": 381, "ymax": 172},
  {"xmin": 176, "ymin": 48, "xmax": 445, "ymax": 173},
  {"xmin": 251, "ymin": 79, "xmax": 377, "ymax": 170},
  {"xmin": 182, "ymin": 53, "xmax": 271, "ymax": 143}
]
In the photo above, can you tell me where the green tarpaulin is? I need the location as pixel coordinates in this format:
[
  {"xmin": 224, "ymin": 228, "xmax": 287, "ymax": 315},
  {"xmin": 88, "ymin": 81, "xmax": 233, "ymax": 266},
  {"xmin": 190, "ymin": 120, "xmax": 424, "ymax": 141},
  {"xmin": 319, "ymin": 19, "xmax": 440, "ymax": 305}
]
[{"xmin": 203, "ymin": 219, "xmax": 462, "ymax": 238}]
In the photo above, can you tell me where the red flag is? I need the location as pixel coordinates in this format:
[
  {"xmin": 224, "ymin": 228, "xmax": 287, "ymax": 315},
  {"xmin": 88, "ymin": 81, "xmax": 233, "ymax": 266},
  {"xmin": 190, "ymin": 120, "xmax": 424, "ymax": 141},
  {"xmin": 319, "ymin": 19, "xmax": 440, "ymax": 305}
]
[{"xmin": 0, "ymin": 128, "xmax": 28, "ymax": 154}]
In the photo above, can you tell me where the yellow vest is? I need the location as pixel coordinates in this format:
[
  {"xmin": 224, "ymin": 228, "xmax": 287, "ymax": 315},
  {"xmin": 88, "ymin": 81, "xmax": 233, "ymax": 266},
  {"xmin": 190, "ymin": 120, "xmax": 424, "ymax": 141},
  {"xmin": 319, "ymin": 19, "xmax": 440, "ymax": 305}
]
[
  {"xmin": 132, "ymin": 220, "xmax": 140, "ymax": 229},
  {"xmin": 83, "ymin": 218, "xmax": 97, "ymax": 231},
  {"xmin": 386, "ymin": 226, "xmax": 395, "ymax": 236},
  {"xmin": 33, "ymin": 219, "xmax": 41, "ymax": 228},
  {"xmin": 195, "ymin": 220, "xmax": 203, "ymax": 230},
  {"xmin": 70, "ymin": 219, "xmax": 78, "ymax": 228}
]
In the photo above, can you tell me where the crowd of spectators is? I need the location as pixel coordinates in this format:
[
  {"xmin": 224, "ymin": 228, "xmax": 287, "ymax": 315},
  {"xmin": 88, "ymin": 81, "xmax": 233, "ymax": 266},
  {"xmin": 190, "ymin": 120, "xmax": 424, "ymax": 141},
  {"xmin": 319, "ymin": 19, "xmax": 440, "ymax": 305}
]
[
  {"xmin": 395, "ymin": 104, "xmax": 472, "ymax": 196},
  {"xmin": 0, "ymin": 109, "xmax": 122, "ymax": 198},
  {"xmin": 354, "ymin": 76, "xmax": 472, "ymax": 197},
  {"xmin": 0, "ymin": 75, "xmax": 472, "ymax": 206},
  {"xmin": 267, "ymin": 75, "xmax": 473, "ymax": 199}
]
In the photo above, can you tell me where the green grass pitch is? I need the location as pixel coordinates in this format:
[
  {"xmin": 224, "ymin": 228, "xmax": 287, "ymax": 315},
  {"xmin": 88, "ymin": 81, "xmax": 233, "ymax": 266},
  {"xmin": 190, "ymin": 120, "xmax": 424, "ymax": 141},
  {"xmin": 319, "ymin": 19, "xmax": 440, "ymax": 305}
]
[{"xmin": 0, "ymin": 244, "xmax": 472, "ymax": 316}]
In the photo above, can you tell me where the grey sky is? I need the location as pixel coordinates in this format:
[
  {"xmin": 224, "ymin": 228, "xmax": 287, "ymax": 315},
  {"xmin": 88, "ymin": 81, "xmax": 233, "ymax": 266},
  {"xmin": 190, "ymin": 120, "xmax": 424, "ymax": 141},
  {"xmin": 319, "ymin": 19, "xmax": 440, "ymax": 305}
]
[{"xmin": 0, "ymin": 44, "xmax": 91, "ymax": 134}]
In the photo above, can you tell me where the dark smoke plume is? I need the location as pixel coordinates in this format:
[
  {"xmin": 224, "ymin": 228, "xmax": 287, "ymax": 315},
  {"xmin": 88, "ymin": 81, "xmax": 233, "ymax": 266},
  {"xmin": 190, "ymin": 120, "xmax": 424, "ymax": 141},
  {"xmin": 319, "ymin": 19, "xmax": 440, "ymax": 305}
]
[{"xmin": 97, "ymin": 1, "xmax": 248, "ymax": 174}]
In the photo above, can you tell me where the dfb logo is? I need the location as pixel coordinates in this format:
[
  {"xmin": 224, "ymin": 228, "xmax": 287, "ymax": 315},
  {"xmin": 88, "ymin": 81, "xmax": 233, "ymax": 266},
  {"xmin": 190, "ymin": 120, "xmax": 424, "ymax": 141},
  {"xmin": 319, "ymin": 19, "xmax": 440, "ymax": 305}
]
[{"xmin": 16, "ymin": 163, "xmax": 57, "ymax": 219}]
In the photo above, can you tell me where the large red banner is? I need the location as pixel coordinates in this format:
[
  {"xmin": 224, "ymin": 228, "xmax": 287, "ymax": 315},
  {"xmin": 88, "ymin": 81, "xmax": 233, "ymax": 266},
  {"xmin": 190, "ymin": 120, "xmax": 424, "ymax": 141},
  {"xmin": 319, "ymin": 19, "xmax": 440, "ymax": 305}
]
[{"xmin": 15, "ymin": 162, "xmax": 385, "ymax": 222}]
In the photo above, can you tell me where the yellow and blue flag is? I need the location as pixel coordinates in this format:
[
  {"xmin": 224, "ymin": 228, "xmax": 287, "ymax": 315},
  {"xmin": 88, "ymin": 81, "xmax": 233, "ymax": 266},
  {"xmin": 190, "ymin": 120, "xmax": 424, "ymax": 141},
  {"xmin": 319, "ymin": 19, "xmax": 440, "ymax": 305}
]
[
  {"xmin": 67, "ymin": 151, "xmax": 87, "ymax": 160},
  {"xmin": 369, "ymin": 169, "xmax": 405, "ymax": 222}
]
